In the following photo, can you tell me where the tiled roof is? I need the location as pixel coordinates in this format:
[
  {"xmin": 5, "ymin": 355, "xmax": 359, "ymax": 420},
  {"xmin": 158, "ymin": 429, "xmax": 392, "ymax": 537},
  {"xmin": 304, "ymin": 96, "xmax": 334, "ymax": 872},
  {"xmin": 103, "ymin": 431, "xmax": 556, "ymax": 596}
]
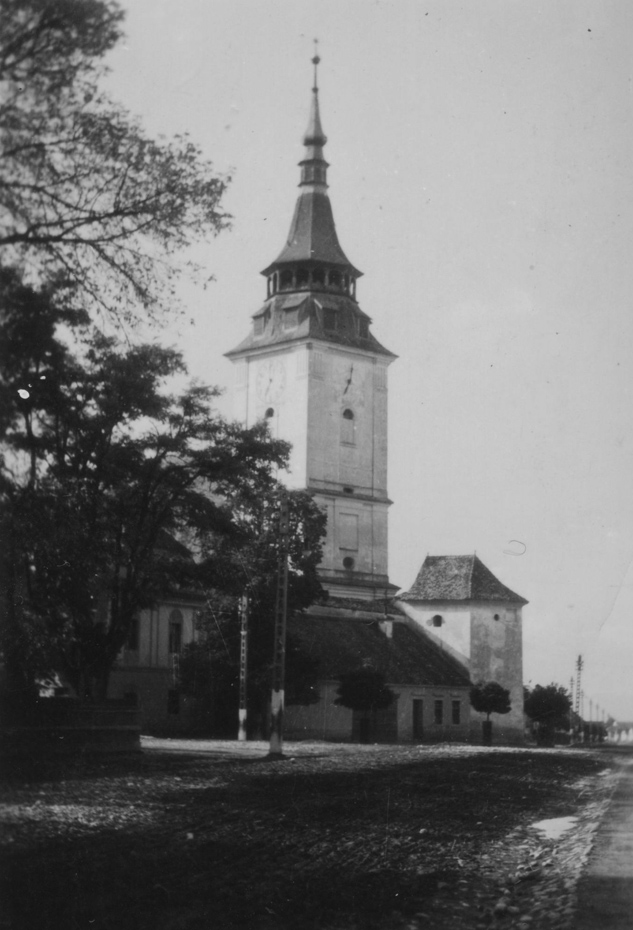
[
  {"xmin": 399, "ymin": 555, "xmax": 527, "ymax": 605},
  {"xmin": 225, "ymin": 293, "xmax": 394, "ymax": 358},
  {"xmin": 262, "ymin": 189, "xmax": 361, "ymax": 276},
  {"xmin": 288, "ymin": 614, "xmax": 471, "ymax": 688}
]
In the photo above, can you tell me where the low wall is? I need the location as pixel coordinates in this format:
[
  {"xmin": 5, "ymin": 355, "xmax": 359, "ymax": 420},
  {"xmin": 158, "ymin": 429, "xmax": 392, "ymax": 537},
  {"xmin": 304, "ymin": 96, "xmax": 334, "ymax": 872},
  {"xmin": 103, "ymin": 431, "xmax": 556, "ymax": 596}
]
[{"xmin": 0, "ymin": 697, "xmax": 141, "ymax": 760}]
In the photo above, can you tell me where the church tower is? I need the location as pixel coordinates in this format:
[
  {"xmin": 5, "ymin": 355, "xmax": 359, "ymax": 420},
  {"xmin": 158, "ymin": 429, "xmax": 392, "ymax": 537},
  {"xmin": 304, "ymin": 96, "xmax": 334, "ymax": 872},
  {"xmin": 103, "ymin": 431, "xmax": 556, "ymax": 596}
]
[{"xmin": 227, "ymin": 54, "xmax": 396, "ymax": 600}]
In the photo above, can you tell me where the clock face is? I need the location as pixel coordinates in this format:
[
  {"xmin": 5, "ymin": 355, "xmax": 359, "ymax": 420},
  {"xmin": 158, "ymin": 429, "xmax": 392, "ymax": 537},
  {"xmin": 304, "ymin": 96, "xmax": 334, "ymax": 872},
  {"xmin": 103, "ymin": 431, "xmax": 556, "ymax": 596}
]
[{"xmin": 256, "ymin": 359, "xmax": 286, "ymax": 402}]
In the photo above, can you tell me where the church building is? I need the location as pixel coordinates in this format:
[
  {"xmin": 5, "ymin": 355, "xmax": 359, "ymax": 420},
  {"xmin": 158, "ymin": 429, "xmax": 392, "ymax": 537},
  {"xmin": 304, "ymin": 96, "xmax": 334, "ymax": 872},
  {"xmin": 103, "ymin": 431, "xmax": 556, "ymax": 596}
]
[
  {"xmin": 225, "ymin": 55, "xmax": 526, "ymax": 744},
  {"xmin": 109, "ymin": 55, "xmax": 527, "ymax": 743}
]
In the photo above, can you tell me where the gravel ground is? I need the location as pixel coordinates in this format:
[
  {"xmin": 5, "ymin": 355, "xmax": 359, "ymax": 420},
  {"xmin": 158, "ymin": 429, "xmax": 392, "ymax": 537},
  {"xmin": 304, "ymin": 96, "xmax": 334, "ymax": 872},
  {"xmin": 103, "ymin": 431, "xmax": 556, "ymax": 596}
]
[{"xmin": 0, "ymin": 741, "xmax": 618, "ymax": 930}]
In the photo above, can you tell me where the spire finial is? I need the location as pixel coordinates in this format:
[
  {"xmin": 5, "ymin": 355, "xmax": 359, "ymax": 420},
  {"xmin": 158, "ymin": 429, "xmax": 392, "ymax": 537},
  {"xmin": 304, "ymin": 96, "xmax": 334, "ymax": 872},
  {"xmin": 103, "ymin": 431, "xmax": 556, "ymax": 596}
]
[{"xmin": 312, "ymin": 39, "xmax": 320, "ymax": 92}]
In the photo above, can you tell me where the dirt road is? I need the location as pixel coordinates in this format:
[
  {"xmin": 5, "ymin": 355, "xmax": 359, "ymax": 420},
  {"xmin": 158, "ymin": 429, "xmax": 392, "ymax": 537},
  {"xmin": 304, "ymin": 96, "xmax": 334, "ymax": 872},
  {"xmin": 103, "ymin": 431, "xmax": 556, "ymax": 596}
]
[{"xmin": 575, "ymin": 746, "xmax": 633, "ymax": 930}]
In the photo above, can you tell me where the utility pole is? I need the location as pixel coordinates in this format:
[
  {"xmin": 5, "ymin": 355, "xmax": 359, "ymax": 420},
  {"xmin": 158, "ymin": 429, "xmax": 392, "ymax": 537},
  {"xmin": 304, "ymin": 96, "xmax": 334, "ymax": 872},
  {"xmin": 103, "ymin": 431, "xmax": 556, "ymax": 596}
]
[
  {"xmin": 269, "ymin": 490, "xmax": 290, "ymax": 758},
  {"xmin": 237, "ymin": 593, "xmax": 249, "ymax": 742},
  {"xmin": 575, "ymin": 654, "xmax": 583, "ymax": 718},
  {"xmin": 569, "ymin": 677, "xmax": 574, "ymax": 743}
]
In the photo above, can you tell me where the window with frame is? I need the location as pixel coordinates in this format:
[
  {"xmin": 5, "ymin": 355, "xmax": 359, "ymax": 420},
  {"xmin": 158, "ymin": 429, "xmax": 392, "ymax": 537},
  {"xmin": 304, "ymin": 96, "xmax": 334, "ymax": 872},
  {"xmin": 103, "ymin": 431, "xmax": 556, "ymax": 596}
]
[
  {"xmin": 434, "ymin": 699, "xmax": 444, "ymax": 725},
  {"xmin": 339, "ymin": 513, "xmax": 359, "ymax": 551},
  {"xmin": 452, "ymin": 700, "xmax": 461, "ymax": 725},
  {"xmin": 168, "ymin": 609, "xmax": 183, "ymax": 655}
]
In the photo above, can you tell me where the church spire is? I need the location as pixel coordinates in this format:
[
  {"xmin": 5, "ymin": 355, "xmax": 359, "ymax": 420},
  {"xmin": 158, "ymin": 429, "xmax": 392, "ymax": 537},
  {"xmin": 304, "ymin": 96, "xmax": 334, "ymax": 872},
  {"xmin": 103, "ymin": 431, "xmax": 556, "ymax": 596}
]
[
  {"xmin": 301, "ymin": 43, "xmax": 328, "ymax": 185},
  {"xmin": 261, "ymin": 47, "xmax": 361, "ymax": 283}
]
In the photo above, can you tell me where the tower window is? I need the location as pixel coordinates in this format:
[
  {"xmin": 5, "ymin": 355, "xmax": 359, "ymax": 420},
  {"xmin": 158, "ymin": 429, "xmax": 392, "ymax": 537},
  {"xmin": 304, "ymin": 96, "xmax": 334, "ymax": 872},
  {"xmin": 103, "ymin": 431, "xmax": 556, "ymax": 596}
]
[
  {"xmin": 343, "ymin": 556, "xmax": 355, "ymax": 570},
  {"xmin": 312, "ymin": 268, "xmax": 325, "ymax": 286},
  {"xmin": 431, "ymin": 614, "xmax": 443, "ymax": 628},
  {"xmin": 265, "ymin": 407, "xmax": 274, "ymax": 419},
  {"xmin": 341, "ymin": 408, "xmax": 355, "ymax": 444},
  {"xmin": 280, "ymin": 270, "xmax": 293, "ymax": 290},
  {"xmin": 296, "ymin": 267, "xmax": 309, "ymax": 287},
  {"xmin": 329, "ymin": 270, "xmax": 341, "ymax": 288}
]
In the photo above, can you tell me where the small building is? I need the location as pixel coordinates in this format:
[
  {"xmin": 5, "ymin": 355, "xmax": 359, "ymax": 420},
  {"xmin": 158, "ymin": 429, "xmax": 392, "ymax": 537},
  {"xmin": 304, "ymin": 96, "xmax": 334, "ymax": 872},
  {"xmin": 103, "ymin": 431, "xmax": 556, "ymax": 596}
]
[
  {"xmin": 397, "ymin": 555, "xmax": 527, "ymax": 744},
  {"xmin": 284, "ymin": 601, "xmax": 472, "ymax": 743}
]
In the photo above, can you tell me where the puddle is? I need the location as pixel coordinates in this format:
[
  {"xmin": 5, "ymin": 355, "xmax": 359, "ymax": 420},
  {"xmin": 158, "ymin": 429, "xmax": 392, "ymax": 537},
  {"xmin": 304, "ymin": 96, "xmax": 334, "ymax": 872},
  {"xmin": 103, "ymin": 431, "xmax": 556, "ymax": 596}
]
[{"xmin": 531, "ymin": 816, "xmax": 578, "ymax": 840}]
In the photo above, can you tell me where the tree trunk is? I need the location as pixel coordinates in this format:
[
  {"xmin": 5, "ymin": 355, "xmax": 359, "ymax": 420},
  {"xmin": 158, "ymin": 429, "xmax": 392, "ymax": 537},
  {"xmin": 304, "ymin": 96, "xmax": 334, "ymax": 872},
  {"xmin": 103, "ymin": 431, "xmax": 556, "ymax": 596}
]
[{"xmin": 482, "ymin": 719, "xmax": 493, "ymax": 745}]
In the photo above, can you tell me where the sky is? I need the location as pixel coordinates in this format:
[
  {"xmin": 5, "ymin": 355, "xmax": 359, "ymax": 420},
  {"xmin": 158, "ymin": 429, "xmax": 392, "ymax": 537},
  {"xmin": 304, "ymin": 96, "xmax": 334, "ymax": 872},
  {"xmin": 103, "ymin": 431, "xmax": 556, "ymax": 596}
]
[{"xmin": 104, "ymin": 0, "xmax": 633, "ymax": 720}]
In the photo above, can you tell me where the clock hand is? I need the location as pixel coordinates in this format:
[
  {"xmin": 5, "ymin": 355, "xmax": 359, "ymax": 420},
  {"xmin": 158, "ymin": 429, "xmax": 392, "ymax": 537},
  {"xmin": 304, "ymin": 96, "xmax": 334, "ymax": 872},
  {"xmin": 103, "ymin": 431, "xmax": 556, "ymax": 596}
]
[{"xmin": 343, "ymin": 364, "xmax": 354, "ymax": 395}]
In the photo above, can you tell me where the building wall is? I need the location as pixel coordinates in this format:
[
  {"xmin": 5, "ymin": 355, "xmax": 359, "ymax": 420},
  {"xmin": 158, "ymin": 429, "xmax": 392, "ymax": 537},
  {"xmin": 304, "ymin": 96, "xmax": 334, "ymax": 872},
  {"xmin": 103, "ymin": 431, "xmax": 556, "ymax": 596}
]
[
  {"xmin": 108, "ymin": 667, "xmax": 196, "ymax": 734},
  {"xmin": 108, "ymin": 599, "xmax": 200, "ymax": 733},
  {"xmin": 396, "ymin": 599, "xmax": 524, "ymax": 744},
  {"xmin": 470, "ymin": 605, "xmax": 524, "ymax": 743},
  {"xmin": 232, "ymin": 346, "xmax": 310, "ymax": 488},
  {"xmin": 232, "ymin": 341, "xmax": 393, "ymax": 596},
  {"xmin": 283, "ymin": 680, "xmax": 471, "ymax": 744},
  {"xmin": 397, "ymin": 601, "xmax": 471, "ymax": 668}
]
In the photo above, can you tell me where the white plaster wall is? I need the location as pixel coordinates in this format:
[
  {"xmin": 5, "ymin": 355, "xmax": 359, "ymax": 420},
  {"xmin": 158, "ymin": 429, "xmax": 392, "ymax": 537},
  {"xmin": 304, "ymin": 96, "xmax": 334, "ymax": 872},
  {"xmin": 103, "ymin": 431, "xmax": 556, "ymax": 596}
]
[
  {"xmin": 470, "ymin": 605, "xmax": 524, "ymax": 740},
  {"xmin": 395, "ymin": 685, "xmax": 471, "ymax": 742},
  {"xmin": 307, "ymin": 348, "xmax": 389, "ymax": 496},
  {"xmin": 130, "ymin": 604, "xmax": 197, "ymax": 670},
  {"xmin": 236, "ymin": 348, "xmax": 310, "ymax": 487},
  {"xmin": 396, "ymin": 601, "xmax": 471, "ymax": 667},
  {"xmin": 230, "ymin": 341, "xmax": 392, "ymax": 590},
  {"xmin": 284, "ymin": 680, "xmax": 352, "ymax": 740}
]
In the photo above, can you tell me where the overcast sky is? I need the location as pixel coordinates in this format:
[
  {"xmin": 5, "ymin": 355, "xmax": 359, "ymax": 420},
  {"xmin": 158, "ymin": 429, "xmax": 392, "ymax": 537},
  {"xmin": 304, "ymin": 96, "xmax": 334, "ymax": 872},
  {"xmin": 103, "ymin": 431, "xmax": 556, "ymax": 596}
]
[{"xmin": 104, "ymin": 0, "xmax": 633, "ymax": 721}]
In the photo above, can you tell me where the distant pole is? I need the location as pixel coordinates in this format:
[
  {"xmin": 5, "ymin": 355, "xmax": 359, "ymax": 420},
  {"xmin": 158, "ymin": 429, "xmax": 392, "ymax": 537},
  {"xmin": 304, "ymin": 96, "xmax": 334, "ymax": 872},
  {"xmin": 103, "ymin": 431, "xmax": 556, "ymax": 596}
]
[
  {"xmin": 269, "ymin": 490, "xmax": 290, "ymax": 758},
  {"xmin": 569, "ymin": 677, "xmax": 574, "ymax": 742},
  {"xmin": 237, "ymin": 593, "xmax": 249, "ymax": 742},
  {"xmin": 575, "ymin": 655, "xmax": 583, "ymax": 716}
]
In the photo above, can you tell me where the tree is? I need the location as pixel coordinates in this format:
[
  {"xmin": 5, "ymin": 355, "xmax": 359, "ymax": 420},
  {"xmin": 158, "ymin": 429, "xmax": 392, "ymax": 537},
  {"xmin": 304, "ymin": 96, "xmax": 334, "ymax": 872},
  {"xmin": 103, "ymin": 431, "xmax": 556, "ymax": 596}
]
[
  {"xmin": 179, "ymin": 489, "xmax": 327, "ymax": 737},
  {"xmin": 0, "ymin": 271, "xmax": 289, "ymax": 700},
  {"xmin": 0, "ymin": 0, "xmax": 229, "ymax": 321},
  {"xmin": 335, "ymin": 668, "xmax": 396, "ymax": 743},
  {"xmin": 469, "ymin": 680, "xmax": 511, "ymax": 745},
  {"xmin": 524, "ymin": 683, "xmax": 571, "ymax": 746}
]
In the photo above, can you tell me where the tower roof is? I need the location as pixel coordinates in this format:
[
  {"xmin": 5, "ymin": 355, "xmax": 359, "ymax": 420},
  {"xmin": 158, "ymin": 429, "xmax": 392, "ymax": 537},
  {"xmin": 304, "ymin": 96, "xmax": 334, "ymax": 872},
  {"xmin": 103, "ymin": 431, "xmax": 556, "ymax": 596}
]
[
  {"xmin": 399, "ymin": 555, "xmax": 528, "ymax": 606},
  {"xmin": 261, "ymin": 51, "xmax": 361, "ymax": 278}
]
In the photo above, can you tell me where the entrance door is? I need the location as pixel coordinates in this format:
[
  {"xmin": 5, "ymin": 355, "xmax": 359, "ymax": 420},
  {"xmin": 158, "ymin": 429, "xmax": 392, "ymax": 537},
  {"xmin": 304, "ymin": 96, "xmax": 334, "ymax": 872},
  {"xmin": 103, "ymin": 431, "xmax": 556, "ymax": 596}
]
[{"xmin": 412, "ymin": 699, "xmax": 424, "ymax": 740}]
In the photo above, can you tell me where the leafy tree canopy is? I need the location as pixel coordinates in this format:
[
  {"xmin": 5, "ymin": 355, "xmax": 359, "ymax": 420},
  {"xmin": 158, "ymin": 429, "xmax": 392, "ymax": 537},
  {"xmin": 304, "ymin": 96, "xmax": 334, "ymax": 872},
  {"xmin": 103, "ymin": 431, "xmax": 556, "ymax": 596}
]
[
  {"xmin": 0, "ymin": 0, "xmax": 229, "ymax": 321},
  {"xmin": 524, "ymin": 683, "xmax": 571, "ymax": 731},
  {"xmin": 469, "ymin": 681, "xmax": 511, "ymax": 720},
  {"xmin": 0, "ymin": 269, "xmax": 289, "ymax": 699},
  {"xmin": 334, "ymin": 668, "xmax": 396, "ymax": 714}
]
